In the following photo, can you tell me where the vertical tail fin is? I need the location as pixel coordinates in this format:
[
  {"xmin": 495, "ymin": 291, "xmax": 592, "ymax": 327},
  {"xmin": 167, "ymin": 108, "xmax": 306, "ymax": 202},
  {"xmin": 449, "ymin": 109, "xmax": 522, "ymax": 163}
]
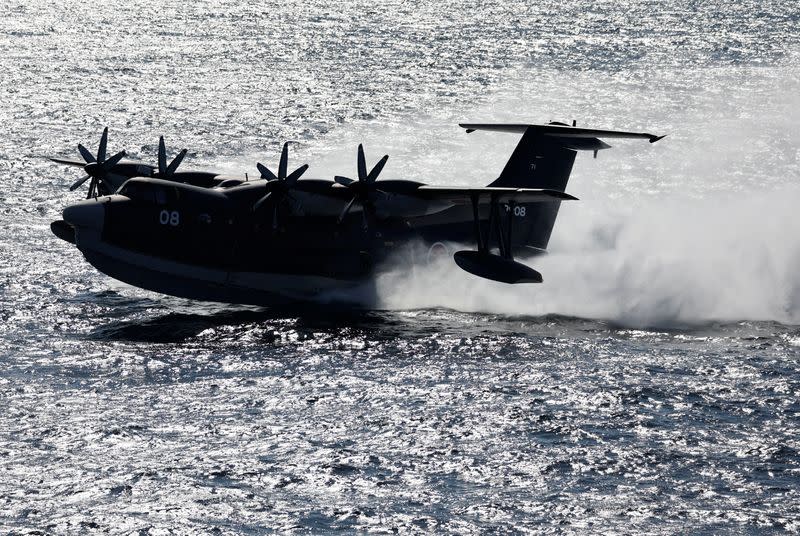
[{"xmin": 489, "ymin": 130, "xmax": 578, "ymax": 251}]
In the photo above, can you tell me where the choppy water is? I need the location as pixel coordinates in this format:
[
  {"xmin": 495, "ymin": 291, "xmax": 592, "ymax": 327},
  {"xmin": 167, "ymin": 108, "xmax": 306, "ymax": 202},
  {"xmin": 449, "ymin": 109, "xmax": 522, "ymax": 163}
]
[{"xmin": 2, "ymin": 0, "xmax": 800, "ymax": 533}]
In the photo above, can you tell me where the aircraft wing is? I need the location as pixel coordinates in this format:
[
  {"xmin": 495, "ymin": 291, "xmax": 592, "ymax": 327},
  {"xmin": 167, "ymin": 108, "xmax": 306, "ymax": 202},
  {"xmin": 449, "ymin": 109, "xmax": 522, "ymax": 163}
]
[
  {"xmin": 285, "ymin": 183, "xmax": 575, "ymax": 219},
  {"xmin": 49, "ymin": 157, "xmax": 87, "ymax": 167},
  {"xmin": 413, "ymin": 186, "xmax": 578, "ymax": 204}
]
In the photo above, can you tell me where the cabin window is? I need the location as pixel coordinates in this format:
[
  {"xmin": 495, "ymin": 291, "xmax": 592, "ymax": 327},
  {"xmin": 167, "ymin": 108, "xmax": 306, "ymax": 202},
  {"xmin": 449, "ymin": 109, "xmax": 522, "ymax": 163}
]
[{"xmin": 154, "ymin": 187, "xmax": 168, "ymax": 205}]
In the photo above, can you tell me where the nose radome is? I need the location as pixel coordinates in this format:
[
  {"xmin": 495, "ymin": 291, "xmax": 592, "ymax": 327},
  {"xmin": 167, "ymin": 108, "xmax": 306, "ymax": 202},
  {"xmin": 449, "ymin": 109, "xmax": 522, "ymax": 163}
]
[{"xmin": 63, "ymin": 199, "xmax": 105, "ymax": 230}]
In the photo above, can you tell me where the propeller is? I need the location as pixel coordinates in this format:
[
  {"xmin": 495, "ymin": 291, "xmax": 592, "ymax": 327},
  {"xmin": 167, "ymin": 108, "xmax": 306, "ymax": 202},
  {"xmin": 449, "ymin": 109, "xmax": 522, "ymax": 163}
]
[
  {"xmin": 68, "ymin": 127, "xmax": 127, "ymax": 199},
  {"xmin": 334, "ymin": 144, "xmax": 389, "ymax": 230},
  {"xmin": 253, "ymin": 142, "xmax": 309, "ymax": 229},
  {"xmin": 155, "ymin": 136, "xmax": 188, "ymax": 180}
]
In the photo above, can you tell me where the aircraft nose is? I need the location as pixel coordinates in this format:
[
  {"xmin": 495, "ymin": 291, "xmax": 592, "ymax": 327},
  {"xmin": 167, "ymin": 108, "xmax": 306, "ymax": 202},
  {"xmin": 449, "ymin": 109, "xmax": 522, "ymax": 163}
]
[{"xmin": 63, "ymin": 199, "xmax": 105, "ymax": 230}]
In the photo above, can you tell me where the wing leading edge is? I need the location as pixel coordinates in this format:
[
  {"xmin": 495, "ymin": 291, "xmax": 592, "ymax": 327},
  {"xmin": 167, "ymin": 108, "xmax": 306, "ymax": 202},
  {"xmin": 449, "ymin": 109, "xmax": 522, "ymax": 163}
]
[{"xmin": 414, "ymin": 186, "xmax": 577, "ymax": 204}]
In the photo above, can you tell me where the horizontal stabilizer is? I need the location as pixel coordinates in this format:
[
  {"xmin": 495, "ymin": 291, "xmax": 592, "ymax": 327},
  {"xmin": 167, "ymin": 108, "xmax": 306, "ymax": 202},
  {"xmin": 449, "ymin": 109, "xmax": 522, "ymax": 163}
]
[{"xmin": 459, "ymin": 123, "xmax": 665, "ymax": 144}]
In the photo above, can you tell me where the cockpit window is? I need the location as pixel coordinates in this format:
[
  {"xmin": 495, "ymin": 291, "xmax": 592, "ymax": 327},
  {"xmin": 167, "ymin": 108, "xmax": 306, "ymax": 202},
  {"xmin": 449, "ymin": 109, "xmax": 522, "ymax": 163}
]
[
  {"xmin": 154, "ymin": 185, "xmax": 180, "ymax": 205},
  {"xmin": 118, "ymin": 181, "xmax": 154, "ymax": 203},
  {"xmin": 120, "ymin": 182, "xmax": 181, "ymax": 205}
]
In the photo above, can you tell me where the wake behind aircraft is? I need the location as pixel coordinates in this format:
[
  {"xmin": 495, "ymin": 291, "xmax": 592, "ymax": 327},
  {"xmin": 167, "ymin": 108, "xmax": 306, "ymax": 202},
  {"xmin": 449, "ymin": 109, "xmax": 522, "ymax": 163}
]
[{"xmin": 50, "ymin": 122, "xmax": 664, "ymax": 305}]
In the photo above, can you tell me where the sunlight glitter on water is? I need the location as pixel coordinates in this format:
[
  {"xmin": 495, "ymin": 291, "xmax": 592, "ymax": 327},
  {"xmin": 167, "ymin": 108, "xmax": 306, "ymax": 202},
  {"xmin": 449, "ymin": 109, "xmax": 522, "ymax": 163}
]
[{"xmin": 2, "ymin": 0, "xmax": 800, "ymax": 533}]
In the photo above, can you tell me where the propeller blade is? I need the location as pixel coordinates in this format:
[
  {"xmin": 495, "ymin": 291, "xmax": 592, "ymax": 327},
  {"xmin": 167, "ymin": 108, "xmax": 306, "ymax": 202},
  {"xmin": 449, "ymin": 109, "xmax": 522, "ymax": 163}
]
[
  {"xmin": 334, "ymin": 175, "xmax": 355, "ymax": 186},
  {"xmin": 71, "ymin": 130, "xmax": 125, "ymax": 195},
  {"xmin": 257, "ymin": 162, "xmax": 278, "ymax": 181},
  {"xmin": 357, "ymin": 144, "xmax": 367, "ymax": 181},
  {"xmin": 165, "ymin": 149, "xmax": 187, "ymax": 176},
  {"xmin": 278, "ymin": 142, "xmax": 289, "ymax": 181},
  {"xmin": 253, "ymin": 191, "xmax": 273, "ymax": 212},
  {"xmin": 338, "ymin": 195, "xmax": 358, "ymax": 223},
  {"xmin": 69, "ymin": 175, "xmax": 91, "ymax": 191},
  {"xmin": 86, "ymin": 177, "xmax": 97, "ymax": 199},
  {"xmin": 285, "ymin": 164, "xmax": 308, "ymax": 186},
  {"xmin": 97, "ymin": 127, "xmax": 108, "ymax": 163},
  {"xmin": 366, "ymin": 154, "xmax": 389, "ymax": 183},
  {"xmin": 158, "ymin": 136, "xmax": 167, "ymax": 176},
  {"xmin": 78, "ymin": 144, "xmax": 95, "ymax": 164},
  {"xmin": 101, "ymin": 150, "xmax": 126, "ymax": 171},
  {"xmin": 272, "ymin": 205, "xmax": 279, "ymax": 230}
]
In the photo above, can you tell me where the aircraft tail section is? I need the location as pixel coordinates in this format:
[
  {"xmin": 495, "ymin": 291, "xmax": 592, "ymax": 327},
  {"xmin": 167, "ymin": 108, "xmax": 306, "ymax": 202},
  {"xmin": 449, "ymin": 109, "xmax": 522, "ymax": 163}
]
[
  {"xmin": 460, "ymin": 122, "xmax": 663, "ymax": 252},
  {"xmin": 490, "ymin": 128, "xmax": 579, "ymax": 191}
]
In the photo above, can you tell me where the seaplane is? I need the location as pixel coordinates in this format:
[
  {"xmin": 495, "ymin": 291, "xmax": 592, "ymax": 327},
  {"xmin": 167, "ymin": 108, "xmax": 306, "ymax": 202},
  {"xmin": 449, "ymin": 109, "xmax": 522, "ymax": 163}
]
[{"xmin": 49, "ymin": 122, "xmax": 664, "ymax": 305}]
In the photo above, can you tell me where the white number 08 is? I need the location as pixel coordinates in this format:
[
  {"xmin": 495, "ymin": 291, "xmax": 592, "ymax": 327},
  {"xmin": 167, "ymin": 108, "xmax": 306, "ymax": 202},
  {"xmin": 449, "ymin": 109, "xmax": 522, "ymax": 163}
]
[
  {"xmin": 159, "ymin": 210, "xmax": 180, "ymax": 226},
  {"xmin": 505, "ymin": 204, "xmax": 527, "ymax": 217}
]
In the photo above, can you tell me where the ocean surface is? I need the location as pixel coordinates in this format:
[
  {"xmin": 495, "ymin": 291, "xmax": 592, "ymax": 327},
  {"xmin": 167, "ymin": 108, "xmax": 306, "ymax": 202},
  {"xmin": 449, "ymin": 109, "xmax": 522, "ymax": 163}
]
[{"xmin": 2, "ymin": 0, "xmax": 800, "ymax": 533}]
